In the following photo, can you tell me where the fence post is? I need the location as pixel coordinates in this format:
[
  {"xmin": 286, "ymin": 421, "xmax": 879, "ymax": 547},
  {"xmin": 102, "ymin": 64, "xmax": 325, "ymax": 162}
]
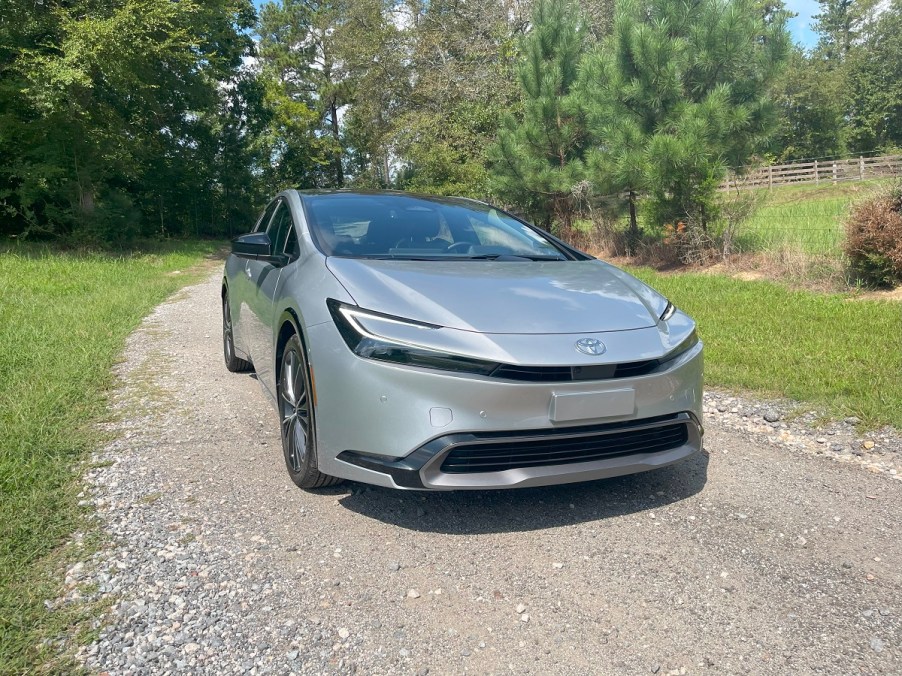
[
  {"xmin": 768, "ymin": 165, "xmax": 773, "ymax": 189},
  {"xmin": 814, "ymin": 159, "xmax": 819, "ymax": 185},
  {"xmin": 832, "ymin": 160, "xmax": 837, "ymax": 184},
  {"xmin": 860, "ymin": 156, "xmax": 865, "ymax": 180}
]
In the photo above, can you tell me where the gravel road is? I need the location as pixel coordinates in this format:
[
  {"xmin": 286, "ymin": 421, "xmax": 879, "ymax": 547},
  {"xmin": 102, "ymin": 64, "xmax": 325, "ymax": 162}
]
[{"xmin": 71, "ymin": 267, "xmax": 901, "ymax": 675}]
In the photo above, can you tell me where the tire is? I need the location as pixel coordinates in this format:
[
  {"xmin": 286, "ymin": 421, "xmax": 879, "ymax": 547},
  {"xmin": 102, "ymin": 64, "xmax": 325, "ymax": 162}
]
[
  {"xmin": 223, "ymin": 293, "xmax": 253, "ymax": 373},
  {"xmin": 278, "ymin": 333, "xmax": 342, "ymax": 489}
]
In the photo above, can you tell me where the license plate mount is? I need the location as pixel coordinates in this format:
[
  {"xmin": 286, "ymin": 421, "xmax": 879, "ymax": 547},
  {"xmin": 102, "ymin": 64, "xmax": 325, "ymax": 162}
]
[{"xmin": 549, "ymin": 389, "xmax": 636, "ymax": 422}]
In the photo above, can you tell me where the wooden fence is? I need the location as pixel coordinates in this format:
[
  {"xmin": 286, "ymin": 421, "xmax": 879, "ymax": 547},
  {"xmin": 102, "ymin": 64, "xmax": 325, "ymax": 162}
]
[{"xmin": 722, "ymin": 154, "xmax": 902, "ymax": 190}]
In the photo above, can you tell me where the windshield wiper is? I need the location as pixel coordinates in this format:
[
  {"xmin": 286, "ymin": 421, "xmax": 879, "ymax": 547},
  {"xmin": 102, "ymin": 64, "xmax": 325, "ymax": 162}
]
[
  {"xmin": 356, "ymin": 254, "xmax": 449, "ymax": 261},
  {"xmin": 461, "ymin": 254, "xmax": 567, "ymax": 261},
  {"xmin": 344, "ymin": 253, "xmax": 567, "ymax": 262}
]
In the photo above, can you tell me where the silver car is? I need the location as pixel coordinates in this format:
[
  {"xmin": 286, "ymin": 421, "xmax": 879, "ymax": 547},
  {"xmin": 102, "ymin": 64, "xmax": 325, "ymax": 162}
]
[{"xmin": 222, "ymin": 190, "xmax": 703, "ymax": 491}]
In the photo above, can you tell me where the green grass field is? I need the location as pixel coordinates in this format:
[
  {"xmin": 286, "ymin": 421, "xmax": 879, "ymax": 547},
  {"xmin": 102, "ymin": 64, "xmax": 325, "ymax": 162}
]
[
  {"xmin": 632, "ymin": 267, "xmax": 902, "ymax": 427},
  {"xmin": 736, "ymin": 180, "xmax": 891, "ymax": 254},
  {"xmin": 0, "ymin": 241, "xmax": 217, "ymax": 671}
]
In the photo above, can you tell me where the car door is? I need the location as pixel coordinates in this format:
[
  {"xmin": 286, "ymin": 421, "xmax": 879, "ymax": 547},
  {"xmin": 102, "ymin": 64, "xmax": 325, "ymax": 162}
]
[
  {"xmin": 232, "ymin": 199, "xmax": 279, "ymax": 357},
  {"xmin": 245, "ymin": 199, "xmax": 296, "ymax": 400}
]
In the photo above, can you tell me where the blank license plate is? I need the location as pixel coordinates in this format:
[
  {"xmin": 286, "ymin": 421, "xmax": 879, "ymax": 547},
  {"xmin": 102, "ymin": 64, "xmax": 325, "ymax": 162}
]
[{"xmin": 549, "ymin": 389, "xmax": 636, "ymax": 422}]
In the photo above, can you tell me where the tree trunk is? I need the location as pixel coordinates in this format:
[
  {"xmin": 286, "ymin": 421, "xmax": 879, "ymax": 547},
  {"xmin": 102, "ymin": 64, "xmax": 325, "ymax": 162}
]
[
  {"xmin": 542, "ymin": 212, "xmax": 552, "ymax": 232},
  {"xmin": 553, "ymin": 195, "xmax": 572, "ymax": 237},
  {"xmin": 627, "ymin": 190, "xmax": 638, "ymax": 244},
  {"xmin": 330, "ymin": 99, "xmax": 344, "ymax": 187},
  {"xmin": 72, "ymin": 145, "xmax": 95, "ymax": 219}
]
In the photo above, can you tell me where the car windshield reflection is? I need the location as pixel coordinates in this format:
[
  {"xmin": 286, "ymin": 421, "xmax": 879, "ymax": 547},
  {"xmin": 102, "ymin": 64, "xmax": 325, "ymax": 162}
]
[{"xmin": 303, "ymin": 193, "xmax": 570, "ymax": 261}]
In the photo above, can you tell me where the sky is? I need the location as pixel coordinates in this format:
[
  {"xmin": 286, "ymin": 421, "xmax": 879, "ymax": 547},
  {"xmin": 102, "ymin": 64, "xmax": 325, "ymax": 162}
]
[
  {"xmin": 785, "ymin": 0, "xmax": 820, "ymax": 48},
  {"xmin": 251, "ymin": 1, "xmax": 822, "ymax": 49}
]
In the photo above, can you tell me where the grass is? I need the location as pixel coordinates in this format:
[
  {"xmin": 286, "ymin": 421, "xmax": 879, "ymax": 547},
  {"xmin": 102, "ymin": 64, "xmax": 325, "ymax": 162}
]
[
  {"xmin": 0, "ymin": 239, "xmax": 219, "ymax": 672},
  {"xmin": 632, "ymin": 267, "xmax": 902, "ymax": 428},
  {"xmin": 737, "ymin": 180, "xmax": 891, "ymax": 254}
]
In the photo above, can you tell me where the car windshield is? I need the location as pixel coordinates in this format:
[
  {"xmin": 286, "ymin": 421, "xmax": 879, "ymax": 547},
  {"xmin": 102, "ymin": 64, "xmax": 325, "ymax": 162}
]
[{"xmin": 303, "ymin": 193, "xmax": 568, "ymax": 261}]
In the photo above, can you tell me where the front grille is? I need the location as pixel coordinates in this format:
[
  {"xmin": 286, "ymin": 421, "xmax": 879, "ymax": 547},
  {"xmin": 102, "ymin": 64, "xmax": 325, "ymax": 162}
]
[
  {"xmin": 490, "ymin": 364, "xmax": 573, "ymax": 381},
  {"xmin": 613, "ymin": 360, "xmax": 659, "ymax": 378},
  {"xmin": 490, "ymin": 359, "xmax": 660, "ymax": 382},
  {"xmin": 439, "ymin": 422, "xmax": 689, "ymax": 474}
]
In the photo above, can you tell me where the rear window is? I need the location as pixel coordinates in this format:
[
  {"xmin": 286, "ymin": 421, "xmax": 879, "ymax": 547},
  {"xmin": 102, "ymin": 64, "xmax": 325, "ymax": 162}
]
[{"xmin": 303, "ymin": 194, "xmax": 568, "ymax": 261}]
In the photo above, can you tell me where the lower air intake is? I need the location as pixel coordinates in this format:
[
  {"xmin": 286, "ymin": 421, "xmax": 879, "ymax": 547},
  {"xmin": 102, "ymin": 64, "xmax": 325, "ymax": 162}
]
[{"xmin": 439, "ymin": 422, "xmax": 689, "ymax": 474}]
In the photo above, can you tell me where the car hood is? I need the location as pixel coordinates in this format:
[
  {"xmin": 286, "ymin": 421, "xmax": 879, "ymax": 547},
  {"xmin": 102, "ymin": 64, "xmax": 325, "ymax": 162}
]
[{"xmin": 325, "ymin": 258, "xmax": 660, "ymax": 334}]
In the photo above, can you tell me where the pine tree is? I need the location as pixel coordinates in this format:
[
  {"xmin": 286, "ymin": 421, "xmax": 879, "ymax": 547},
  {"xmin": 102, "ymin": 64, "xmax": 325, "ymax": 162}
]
[
  {"xmin": 581, "ymin": 0, "xmax": 790, "ymax": 232},
  {"xmin": 489, "ymin": 0, "xmax": 588, "ymax": 232},
  {"xmin": 813, "ymin": 0, "xmax": 880, "ymax": 62}
]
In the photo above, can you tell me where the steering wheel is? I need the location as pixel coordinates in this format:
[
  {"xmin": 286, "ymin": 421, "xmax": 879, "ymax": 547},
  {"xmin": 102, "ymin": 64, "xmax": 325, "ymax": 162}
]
[
  {"xmin": 393, "ymin": 237, "xmax": 413, "ymax": 249},
  {"xmin": 445, "ymin": 242, "xmax": 474, "ymax": 254}
]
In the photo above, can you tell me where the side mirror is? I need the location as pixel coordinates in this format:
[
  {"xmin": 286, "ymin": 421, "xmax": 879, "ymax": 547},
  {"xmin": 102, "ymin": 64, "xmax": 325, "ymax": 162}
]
[{"xmin": 232, "ymin": 232, "xmax": 273, "ymax": 260}]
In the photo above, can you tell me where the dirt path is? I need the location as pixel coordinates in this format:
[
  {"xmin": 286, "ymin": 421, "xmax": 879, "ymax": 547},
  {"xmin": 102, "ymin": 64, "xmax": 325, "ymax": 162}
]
[{"xmin": 73, "ymin": 270, "xmax": 901, "ymax": 675}]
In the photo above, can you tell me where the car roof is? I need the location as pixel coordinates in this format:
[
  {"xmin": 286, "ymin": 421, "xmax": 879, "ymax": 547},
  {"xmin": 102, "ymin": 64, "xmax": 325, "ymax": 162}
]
[{"xmin": 292, "ymin": 189, "xmax": 487, "ymax": 207}]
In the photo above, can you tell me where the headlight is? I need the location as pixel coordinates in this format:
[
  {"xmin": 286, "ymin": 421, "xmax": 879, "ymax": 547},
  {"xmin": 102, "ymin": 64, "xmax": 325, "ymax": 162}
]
[
  {"xmin": 660, "ymin": 301, "xmax": 676, "ymax": 322},
  {"xmin": 662, "ymin": 329, "xmax": 698, "ymax": 363},
  {"xmin": 327, "ymin": 299, "xmax": 499, "ymax": 375}
]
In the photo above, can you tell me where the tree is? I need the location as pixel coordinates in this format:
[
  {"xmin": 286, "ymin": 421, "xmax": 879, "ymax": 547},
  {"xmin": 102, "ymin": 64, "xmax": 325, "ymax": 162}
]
[
  {"xmin": 813, "ymin": 0, "xmax": 880, "ymax": 62},
  {"xmin": 337, "ymin": 0, "xmax": 409, "ymax": 189},
  {"xmin": 771, "ymin": 48, "xmax": 848, "ymax": 161},
  {"xmin": 489, "ymin": 0, "xmax": 589, "ymax": 231},
  {"xmin": 1, "ymin": 0, "xmax": 257, "ymax": 241},
  {"xmin": 581, "ymin": 0, "xmax": 790, "ymax": 233},
  {"xmin": 388, "ymin": 0, "xmax": 527, "ymax": 197},
  {"xmin": 844, "ymin": 0, "xmax": 902, "ymax": 152},
  {"xmin": 257, "ymin": 0, "xmax": 350, "ymax": 189}
]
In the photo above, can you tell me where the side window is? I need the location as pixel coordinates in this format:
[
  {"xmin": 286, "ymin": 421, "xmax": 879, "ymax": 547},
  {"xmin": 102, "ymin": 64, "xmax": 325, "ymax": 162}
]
[
  {"xmin": 254, "ymin": 200, "xmax": 279, "ymax": 233},
  {"xmin": 284, "ymin": 225, "xmax": 300, "ymax": 259},
  {"xmin": 266, "ymin": 202, "xmax": 294, "ymax": 257}
]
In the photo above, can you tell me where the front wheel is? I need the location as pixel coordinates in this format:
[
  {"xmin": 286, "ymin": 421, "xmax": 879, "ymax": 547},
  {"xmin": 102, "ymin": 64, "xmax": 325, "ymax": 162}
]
[{"xmin": 278, "ymin": 334, "xmax": 342, "ymax": 489}]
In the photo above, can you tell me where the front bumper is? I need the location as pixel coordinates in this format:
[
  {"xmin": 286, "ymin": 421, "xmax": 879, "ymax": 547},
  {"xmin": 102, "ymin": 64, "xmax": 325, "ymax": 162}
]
[
  {"xmin": 306, "ymin": 321, "xmax": 704, "ymax": 490},
  {"xmin": 337, "ymin": 412, "xmax": 702, "ymax": 489}
]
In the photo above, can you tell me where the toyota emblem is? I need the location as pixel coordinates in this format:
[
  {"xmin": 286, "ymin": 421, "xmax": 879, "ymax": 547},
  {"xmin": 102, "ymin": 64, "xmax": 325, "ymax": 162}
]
[{"xmin": 575, "ymin": 338, "xmax": 606, "ymax": 356}]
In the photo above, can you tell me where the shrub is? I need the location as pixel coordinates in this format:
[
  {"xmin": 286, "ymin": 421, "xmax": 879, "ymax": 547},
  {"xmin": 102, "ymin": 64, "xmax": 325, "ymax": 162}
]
[{"xmin": 843, "ymin": 184, "xmax": 902, "ymax": 287}]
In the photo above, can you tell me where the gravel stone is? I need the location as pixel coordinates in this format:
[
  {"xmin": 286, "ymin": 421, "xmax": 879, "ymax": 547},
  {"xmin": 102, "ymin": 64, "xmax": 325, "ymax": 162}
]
[{"xmin": 763, "ymin": 409, "xmax": 781, "ymax": 423}]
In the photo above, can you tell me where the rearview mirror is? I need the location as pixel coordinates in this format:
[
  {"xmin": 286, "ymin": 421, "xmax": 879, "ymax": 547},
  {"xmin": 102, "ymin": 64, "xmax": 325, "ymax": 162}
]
[{"xmin": 232, "ymin": 232, "xmax": 273, "ymax": 260}]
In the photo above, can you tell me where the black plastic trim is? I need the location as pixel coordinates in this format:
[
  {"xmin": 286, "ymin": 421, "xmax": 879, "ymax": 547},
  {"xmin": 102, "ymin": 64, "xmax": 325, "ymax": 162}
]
[{"xmin": 336, "ymin": 450, "xmax": 430, "ymax": 489}]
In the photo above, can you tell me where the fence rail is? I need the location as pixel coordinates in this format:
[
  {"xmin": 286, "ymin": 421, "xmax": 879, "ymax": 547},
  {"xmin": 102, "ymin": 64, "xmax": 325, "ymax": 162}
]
[{"xmin": 722, "ymin": 154, "xmax": 902, "ymax": 190}]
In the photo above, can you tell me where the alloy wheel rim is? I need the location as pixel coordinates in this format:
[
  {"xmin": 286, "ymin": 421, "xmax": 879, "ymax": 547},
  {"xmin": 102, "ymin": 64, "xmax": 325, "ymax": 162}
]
[
  {"xmin": 280, "ymin": 348, "xmax": 310, "ymax": 472},
  {"xmin": 223, "ymin": 299, "xmax": 233, "ymax": 360}
]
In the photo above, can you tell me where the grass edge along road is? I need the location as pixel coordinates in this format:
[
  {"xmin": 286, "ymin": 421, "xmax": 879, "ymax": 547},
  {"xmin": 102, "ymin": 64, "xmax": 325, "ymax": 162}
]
[
  {"xmin": 0, "ymin": 241, "xmax": 219, "ymax": 672},
  {"xmin": 633, "ymin": 268, "xmax": 902, "ymax": 429}
]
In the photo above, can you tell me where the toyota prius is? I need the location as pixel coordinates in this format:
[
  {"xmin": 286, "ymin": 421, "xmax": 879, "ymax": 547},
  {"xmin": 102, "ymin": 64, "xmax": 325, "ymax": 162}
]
[{"xmin": 222, "ymin": 190, "xmax": 703, "ymax": 490}]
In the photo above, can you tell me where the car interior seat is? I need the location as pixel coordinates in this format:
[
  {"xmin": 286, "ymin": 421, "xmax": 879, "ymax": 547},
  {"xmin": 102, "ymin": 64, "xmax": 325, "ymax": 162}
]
[{"xmin": 393, "ymin": 210, "xmax": 449, "ymax": 249}]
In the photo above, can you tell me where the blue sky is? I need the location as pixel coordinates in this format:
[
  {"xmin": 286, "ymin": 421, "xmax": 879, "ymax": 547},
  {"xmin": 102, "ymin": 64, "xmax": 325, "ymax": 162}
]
[
  {"xmin": 785, "ymin": 0, "xmax": 820, "ymax": 48},
  {"xmin": 252, "ymin": 0, "xmax": 821, "ymax": 49}
]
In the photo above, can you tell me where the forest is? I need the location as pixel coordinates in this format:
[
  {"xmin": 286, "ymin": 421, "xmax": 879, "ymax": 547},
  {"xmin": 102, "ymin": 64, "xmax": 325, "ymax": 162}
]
[{"xmin": 1, "ymin": 0, "xmax": 900, "ymax": 243}]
